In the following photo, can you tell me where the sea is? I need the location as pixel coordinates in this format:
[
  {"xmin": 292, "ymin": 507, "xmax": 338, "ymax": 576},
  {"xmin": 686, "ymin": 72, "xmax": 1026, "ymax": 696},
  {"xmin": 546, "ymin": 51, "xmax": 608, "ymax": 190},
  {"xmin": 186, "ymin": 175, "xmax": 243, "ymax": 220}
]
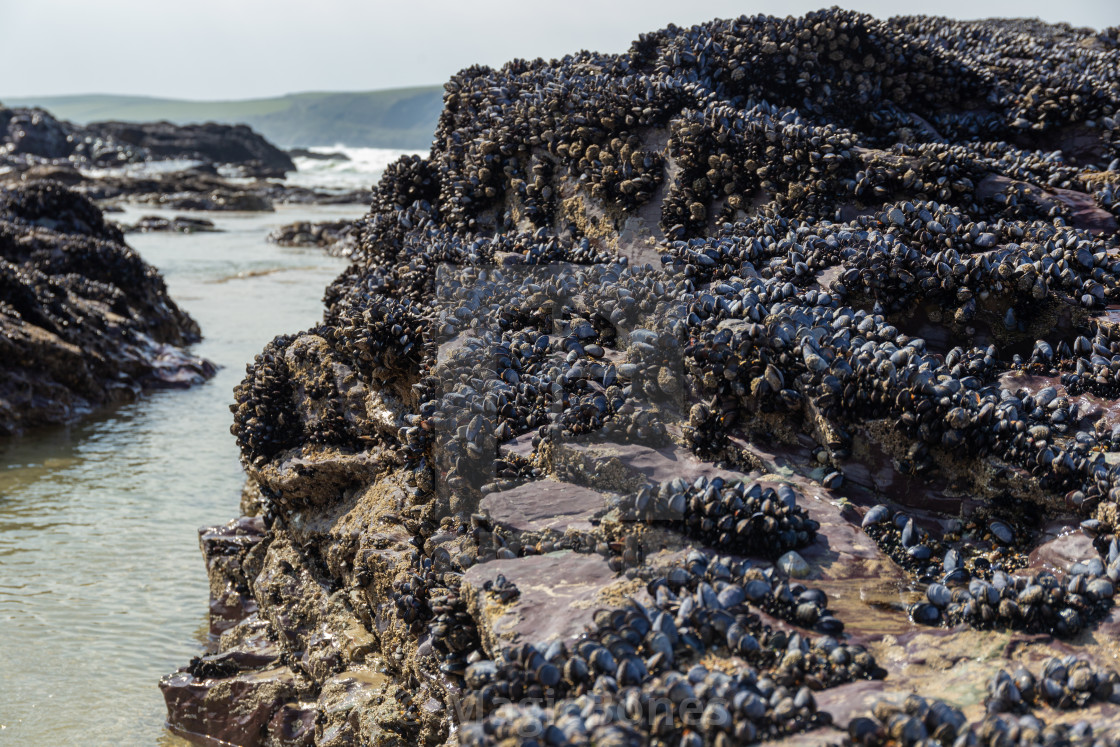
[
  {"xmin": 286, "ymin": 145, "xmax": 427, "ymax": 192},
  {"xmin": 0, "ymin": 148, "xmax": 413, "ymax": 745}
]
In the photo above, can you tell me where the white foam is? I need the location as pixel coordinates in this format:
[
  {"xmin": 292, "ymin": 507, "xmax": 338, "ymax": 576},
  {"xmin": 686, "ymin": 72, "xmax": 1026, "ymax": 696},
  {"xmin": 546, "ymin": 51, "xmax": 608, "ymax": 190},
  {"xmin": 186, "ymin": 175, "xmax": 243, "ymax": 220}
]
[
  {"xmin": 74, "ymin": 145, "xmax": 420, "ymax": 194},
  {"xmin": 82, "ymin": 158, "xmax": 205, "ymax": 179},
  {"xmin": 286, "ymin": 146, "xmax": 426, "ymax": 192}
]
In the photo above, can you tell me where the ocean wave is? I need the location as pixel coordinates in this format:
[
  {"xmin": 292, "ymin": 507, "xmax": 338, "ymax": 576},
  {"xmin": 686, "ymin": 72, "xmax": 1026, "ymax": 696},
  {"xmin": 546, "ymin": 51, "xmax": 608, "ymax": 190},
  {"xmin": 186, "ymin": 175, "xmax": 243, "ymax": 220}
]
[
  {"xmin": 82, "ymin": 158, "xmax": 206, "ymax": 179},
  {"xmin": 286, "ymin": 146, "xmax": 425, "ymax": 192}
]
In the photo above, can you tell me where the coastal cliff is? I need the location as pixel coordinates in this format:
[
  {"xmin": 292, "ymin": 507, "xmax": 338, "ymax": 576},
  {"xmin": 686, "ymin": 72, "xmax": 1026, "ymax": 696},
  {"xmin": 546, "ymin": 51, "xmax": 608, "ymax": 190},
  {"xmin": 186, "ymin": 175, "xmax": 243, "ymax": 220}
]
[{"xmin": 164, "ymin": 11, "xmax": 1120, "ymax": 747}]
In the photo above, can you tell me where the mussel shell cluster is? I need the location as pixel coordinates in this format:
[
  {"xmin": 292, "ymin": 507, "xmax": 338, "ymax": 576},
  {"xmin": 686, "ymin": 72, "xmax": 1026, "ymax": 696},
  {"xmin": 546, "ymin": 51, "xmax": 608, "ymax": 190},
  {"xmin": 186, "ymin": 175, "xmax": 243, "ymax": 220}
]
[
  {"xmin": 624, "ymin": 477, "xmax": 819, "ymax": 559},
  {"xmin": 847, "ymin": 692, "xmax": 1120, "ymax": 747},
  {"xmin": 986, "ymin": 657, "xmax": 1120, "ymax": 713},
  {"xmin": 221, "ymin": 7, "xmax": 1120, "ymax": 745},
  {"xmin": 456, "ymin": 549, "xmax": 878, "ymax": 745}
]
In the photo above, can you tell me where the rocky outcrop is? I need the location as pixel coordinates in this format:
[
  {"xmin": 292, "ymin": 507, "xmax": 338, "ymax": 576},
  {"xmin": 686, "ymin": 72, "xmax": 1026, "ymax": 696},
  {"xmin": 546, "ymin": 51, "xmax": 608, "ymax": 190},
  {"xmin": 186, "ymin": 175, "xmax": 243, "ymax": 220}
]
[
  {"xmin": 0, "ymin": 107, "xmax": 375, "ymax": 209},
  {"xmin": 167, "ymin": 11, "xmax": 1120, "ymax": 747},
  {"xmin": 0, "ymin": 106, "xmax": 294, "ymax": 176},
  {"xmin": 123, "ymin": 215, "xmax": 221, "ymax": 234},
  {"xmin": 289, "ymin": 149, "xmax": 351, "ymax": 162},
  {"xmin": 87, "ymin": 120, "xmax": 295, "ymax": 177},
  {"xmin": 268, "ymin": 220, "xmax": 357, "ymax": 256},
  {"xmin": 0, "ymin": 180, "xmax": 214, "ymax": 435},
  {"xmin": 0, "ymin": 163, "xmax": 370, "ymax": 212}
]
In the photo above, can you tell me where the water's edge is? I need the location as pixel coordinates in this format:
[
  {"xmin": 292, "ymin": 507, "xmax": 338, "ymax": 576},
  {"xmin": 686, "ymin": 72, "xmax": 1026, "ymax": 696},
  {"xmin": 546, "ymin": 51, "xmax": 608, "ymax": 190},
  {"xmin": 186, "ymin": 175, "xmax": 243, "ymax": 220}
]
[{"xmin": 0, "ymin": 203, "xmax": 363, "ymax": 744}]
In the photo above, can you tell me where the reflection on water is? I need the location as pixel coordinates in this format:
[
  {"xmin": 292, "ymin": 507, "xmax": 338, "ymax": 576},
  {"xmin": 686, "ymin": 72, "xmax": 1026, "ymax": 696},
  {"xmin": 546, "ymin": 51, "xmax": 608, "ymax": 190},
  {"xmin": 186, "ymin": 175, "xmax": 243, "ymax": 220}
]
[{"xmin": 0, "ymin": 204, "xmax": 361, "ymax": 744}]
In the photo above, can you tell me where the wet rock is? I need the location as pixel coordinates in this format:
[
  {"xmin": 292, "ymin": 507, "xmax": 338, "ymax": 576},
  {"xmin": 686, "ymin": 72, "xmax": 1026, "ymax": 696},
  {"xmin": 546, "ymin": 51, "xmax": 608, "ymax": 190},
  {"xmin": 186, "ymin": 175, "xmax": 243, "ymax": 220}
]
[
  {"xmin": 123, "ymin": 214, "xmax": 220, "ymax": 233},
  {"xmin": 479, "ymin": 480, "xmax": 607, "ymax": 533},
  {"xmin": 160, "ymin": 665, "xmax": 302, "ymax": 746},
  {"xmin": 199, "ymin": 516, "xmax": 267, "ymax": 637},
  {"xmin": 166, "ymin": 9, "xmax": 1120, "ymax": 746},
  {"xmin": 0, "ymin": 180, "xmax": 214, "ymax": 435},
  {"xmin": 268, "ymin": 219, "xmax": 356, "ymax": 256},
  {"xmin": 315, "ymin": 670, "xmax": 391, "ymax": 746}
]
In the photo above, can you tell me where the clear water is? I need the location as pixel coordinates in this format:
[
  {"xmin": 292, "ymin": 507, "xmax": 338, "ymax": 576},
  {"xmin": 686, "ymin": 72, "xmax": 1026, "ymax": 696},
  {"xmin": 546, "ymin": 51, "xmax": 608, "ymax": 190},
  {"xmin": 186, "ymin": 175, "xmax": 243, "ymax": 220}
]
[{"xmin": 0, "ymin": 202, "xmax": 366, "ymax": 744}]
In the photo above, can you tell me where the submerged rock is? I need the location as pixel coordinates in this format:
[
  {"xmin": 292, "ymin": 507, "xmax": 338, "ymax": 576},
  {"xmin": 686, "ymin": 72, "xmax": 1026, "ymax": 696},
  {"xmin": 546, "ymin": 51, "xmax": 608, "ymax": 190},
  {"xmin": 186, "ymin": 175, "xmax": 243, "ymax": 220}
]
[{"xmin": 166, "ymin": 10, "xmax": 1120, "ymax": 746}]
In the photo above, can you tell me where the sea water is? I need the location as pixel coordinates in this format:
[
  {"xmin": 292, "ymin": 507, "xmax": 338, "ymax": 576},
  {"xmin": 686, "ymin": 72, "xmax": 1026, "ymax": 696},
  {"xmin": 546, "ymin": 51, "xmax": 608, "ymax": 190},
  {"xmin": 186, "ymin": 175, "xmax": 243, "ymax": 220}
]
[
  {"xmin": 0, "ymin": 150, "xmax": 406, "ymax": 744},
  {"xmin": 286, "ymin": 145, "xmax": 427, "ymax": 192}
]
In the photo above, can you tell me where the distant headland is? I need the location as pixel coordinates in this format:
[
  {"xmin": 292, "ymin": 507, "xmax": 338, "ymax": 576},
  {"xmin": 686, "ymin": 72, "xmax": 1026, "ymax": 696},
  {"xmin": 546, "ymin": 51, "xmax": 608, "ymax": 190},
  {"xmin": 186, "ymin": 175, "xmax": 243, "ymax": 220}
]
[{"xmin": 4, "ymin": 86, "xmax": 444, "ymax": 149}]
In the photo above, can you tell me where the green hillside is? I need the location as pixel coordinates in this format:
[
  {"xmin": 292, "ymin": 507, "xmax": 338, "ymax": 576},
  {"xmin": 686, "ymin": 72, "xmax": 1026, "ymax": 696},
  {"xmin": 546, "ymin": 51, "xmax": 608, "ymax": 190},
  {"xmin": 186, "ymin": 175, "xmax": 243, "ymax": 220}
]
[{"xmin": 3, "ymin": 87, "xmax": 445, "ymax": 150}]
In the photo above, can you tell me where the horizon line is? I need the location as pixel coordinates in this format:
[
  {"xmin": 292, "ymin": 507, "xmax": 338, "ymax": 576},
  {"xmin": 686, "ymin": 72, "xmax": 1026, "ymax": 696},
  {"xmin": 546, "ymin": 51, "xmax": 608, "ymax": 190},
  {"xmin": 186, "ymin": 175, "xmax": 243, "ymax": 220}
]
[{"xmin": 0, "ymin": 84, "xmax": 447, "ymax": 104}]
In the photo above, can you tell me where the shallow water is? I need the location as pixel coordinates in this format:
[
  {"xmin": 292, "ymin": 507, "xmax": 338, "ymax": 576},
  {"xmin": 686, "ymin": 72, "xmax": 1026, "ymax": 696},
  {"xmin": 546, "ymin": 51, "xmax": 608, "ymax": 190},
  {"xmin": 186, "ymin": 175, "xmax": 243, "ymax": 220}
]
[{"xmin": 0, "ymin": 203, "xmax": 364, "ymax": 744}]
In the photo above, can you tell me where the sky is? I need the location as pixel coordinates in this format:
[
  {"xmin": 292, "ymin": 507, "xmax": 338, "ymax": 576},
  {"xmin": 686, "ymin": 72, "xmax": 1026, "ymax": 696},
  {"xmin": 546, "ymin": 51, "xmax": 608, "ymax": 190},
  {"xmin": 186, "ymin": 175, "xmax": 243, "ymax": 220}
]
[{"xmin": 1, "ymin": 0, "xmax": 1119, "ymax": 101}]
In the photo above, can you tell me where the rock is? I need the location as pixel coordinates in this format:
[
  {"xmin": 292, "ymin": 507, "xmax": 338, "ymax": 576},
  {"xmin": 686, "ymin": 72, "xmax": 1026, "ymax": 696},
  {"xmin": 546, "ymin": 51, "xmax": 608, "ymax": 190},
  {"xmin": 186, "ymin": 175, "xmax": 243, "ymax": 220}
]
[
  {"xmin": 1, "ymin": 106, "xmax": 294, "ymax": 176},
  {"xmin": 289, "ymin": 148, "xmax": 351, "ymax": 161},
  {"xmin": 0, "ymin": 180, "xmax": 215, "ymax": 435},
  {"xmin": 478, "ymin": 480, "xmax": 607, "ymax": 533},
  {"xmin": 0, "ymin": 106, "xmax": 72, "ymax": 159},
  {"xmin": 0, "ymin": 105, "xmax": 371, "ymax": 212},
  {"xmin": 268, "ymin": 220, "xmax": 356, "ymax": 256},
  {"xmin": 552, "ymin": 440, "xmax": 742, "ymax": 493},
  {"xmin": 315, "ymin": 670, "xmax": 391, "ymax": 745},
  {"xmin": 266, "ymin": 702, "xmax": 317, "ymax": 746},
  {"xmin": 199, "ymin": 516, "xmax": 267, "ymax": 636},
  {"xmin": 164, "ymin": 10, "xmax": 1120, "ymax": 747},
  {"xmin": 462, "ymin": 551, "xmax": 651, "ymax": 651},
  {"xmin": 15, "ymin": 163, "xmax": 86, "ymax": 186},
  {"xmin": 160, "ymin": 665, "xmax": 303, "ymax": 745},
  {"xmin": 80, "ymin": 119, "xmax": 294, "ymax": 177},
  {"xmin": 124, "ymin": 215, "xmax": 221, "ymax": 233},
  {"xmin": 40, "ymin": 166, "xmax": 368, "ymax": 211}
]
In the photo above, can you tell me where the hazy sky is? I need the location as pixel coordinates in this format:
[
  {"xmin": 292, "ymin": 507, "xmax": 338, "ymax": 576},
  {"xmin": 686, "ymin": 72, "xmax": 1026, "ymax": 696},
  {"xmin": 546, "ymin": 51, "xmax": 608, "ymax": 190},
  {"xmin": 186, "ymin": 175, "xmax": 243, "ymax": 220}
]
[{"xmin": 2, "ymin": 0, "xmax": 1119, "ymax": 101}]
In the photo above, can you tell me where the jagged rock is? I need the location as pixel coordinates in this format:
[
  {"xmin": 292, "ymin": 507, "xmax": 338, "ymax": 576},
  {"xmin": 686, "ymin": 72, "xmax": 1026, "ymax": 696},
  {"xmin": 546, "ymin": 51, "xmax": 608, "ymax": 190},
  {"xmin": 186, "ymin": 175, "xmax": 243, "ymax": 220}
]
[
  {"xmin": 169, "ymin": 10, "xmax": 1120, "ymax": 747},
  {"xmin": 0, "ymin": 180, "xmax": 214, "ymax": 435},
  {"xmin": 0, "ymin": 106, "xmax": 294, "ymax": 176}
]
